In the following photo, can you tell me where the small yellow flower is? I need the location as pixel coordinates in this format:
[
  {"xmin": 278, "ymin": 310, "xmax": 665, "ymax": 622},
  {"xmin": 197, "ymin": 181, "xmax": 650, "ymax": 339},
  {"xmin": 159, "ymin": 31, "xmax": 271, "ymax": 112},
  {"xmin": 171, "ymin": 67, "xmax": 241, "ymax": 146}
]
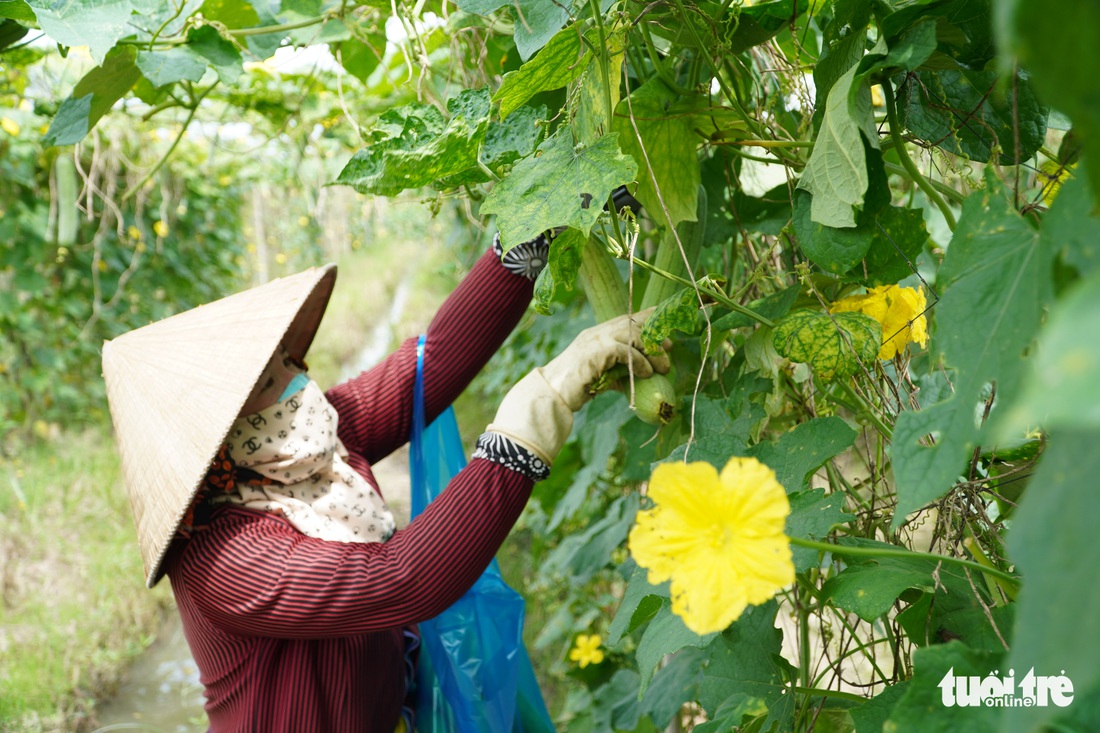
[
  {"xmin": 1, "ymin": 117, "xmax": 20, "ymax": 136},
  {"xmin": 871, "ymin": 84, "xmax": 885, "ymax": 108},
  {"xmin": 831, "ymin": 284, "xmax": 929, "ymax": 360},
  {"xmin": 274, "ymin": 252, "xmax": 288, "ymax": 264},
  {"xmin": 153, "ymin": 220, "xmax": 169, "ymax": 238},
  {"xmin": 629, "ymin": 458, "xmax": 794, "ymax": 635},
  {"xmin": 1038, "ymin": 161, "xmax": 1076, "ymax": 206},
  {"xmin": 127, "ymin": 225, "xmax": 142, "ymax": 241},
  {"xmin": 297, "ymin": 215, "xmax": 310, "ymax": 227},
  {"xmin": 569, "ymin": 634, "xmax": 604, "ymax": 668}
]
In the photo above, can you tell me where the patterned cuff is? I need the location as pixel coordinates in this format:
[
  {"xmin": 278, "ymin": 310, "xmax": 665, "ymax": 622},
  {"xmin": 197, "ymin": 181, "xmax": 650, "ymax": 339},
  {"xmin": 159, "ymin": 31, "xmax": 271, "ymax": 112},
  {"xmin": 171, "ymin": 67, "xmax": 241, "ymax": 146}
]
[
  {"xmin": 492, "ymin": 231, "xmax": 552, "ymax": 281},
  {"xmin": 473, "ymin": 431, "xmax": 552, "ymax": 483}
]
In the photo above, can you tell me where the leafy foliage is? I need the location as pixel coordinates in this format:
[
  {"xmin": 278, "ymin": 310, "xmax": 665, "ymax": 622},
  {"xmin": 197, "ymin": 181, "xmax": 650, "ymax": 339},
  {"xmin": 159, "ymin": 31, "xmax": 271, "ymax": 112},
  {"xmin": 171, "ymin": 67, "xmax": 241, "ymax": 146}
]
[{"xmin": 5, "ymin": 0, "xmax": 1100, "ymax": 729}]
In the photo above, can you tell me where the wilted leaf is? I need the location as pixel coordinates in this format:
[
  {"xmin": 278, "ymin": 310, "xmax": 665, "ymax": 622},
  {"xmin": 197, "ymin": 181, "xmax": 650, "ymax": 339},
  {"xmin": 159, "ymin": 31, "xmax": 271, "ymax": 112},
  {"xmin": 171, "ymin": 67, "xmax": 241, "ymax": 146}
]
[
  {"xmin": 481, "ymin": 104, "xmax": 545, "ymax": 173},
  {"xmin": 772, "ymin": 309, "xmax": 882, "ymax": 382},
  {"xmin": 481, "ymin": 128, "xmax": 637, "ymax": 250},
  {"xmin": 641, "ymin": 288, "xmax": 698, "ymax": 353}
]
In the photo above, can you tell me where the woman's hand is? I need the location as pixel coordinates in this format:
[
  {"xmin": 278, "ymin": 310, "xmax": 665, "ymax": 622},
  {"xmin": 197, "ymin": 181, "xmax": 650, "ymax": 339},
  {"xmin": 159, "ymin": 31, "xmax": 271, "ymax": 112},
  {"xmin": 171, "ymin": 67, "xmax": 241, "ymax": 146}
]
[{"xmin": 485, "ymin": 309, "xmax": 668, "ymax": 468}]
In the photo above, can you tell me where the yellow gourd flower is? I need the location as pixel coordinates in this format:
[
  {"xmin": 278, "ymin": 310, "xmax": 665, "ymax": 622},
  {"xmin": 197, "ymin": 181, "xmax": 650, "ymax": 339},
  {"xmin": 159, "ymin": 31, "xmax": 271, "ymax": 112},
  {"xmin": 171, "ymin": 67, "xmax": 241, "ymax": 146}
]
[
  {"xmin": 153, "ymin": 220, "xmax": 169, "ymax": 238},
  {"xmin": 569, "ymin": 634, "xmax": 604, "ymax": 668},
  {"xmin": 1, "ymin": 117, "xmax": 20, "ymax": 136},
  {"xmin": 628, "ymin": 458, "xmax": 794, "ymax": 635},
  {"xmin": 831, "ymin": 284, "xmax": 929, "ymax": 360}
]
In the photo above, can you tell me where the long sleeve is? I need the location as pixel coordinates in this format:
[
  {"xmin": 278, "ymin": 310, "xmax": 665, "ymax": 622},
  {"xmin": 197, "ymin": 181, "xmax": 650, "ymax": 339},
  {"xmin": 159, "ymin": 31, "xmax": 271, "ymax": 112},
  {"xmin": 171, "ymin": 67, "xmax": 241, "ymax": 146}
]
[
  {"xmin": 173, "ymin": 458, "xmax": 532, "ymax": 638},
  {"xmin": 326, "ymin": 248, "xmax": 533, "ymax": 465}
]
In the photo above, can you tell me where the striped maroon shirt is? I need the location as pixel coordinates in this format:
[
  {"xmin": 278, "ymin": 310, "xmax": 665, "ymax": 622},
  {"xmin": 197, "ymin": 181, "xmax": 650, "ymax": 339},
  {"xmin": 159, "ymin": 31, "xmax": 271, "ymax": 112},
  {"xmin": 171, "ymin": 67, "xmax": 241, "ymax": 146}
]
[{"xmin": 165, "ymin": 249, "xmax": 535, "ymax": 731}]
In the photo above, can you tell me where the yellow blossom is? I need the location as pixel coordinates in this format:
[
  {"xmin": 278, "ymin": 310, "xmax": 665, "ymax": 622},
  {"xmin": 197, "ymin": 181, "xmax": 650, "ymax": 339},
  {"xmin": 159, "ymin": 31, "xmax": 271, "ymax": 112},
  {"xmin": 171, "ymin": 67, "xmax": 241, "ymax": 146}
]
[
  {"xmin": 275, "ymin": 252, "xmax": 288, "ymax": 264},
  {"xmin": 871, "ymin": 85, "xmax": 885, "ymax": 108},
  {"xmin": 127, "ymin": 225, "xmax": 142, "ymax": 241},
  {"xmin": 629, "ymin": 458, "xmax": 794, "ymax": 635},
  {"xmin": 831, "ymin": 284, "xmax": 929, "ymax": 360},
  {"xmin": 1, "ymin": 117, "xmax": 19, "ymax": 136},
  {"xmin": 153, "ymin": 220, "xmax": 169, "ymax": 238},
  {"xmin": 568, "ymin": 634, "xmax": 604, "ymax": 668},
  {"xmin": 1038, "ymin": 161, "xmax": 1076, "ymax": 206}
]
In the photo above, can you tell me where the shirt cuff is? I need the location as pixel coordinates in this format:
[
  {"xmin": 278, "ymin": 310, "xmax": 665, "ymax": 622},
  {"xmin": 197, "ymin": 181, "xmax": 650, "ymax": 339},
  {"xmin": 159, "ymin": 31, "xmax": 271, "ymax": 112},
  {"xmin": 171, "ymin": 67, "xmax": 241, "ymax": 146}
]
[
  {"xmin": 492, "ymin": 231, "xmax": 551, "ymax": 281},
  {"xmin": 473, "ymin": 431, "xmax": 551, "ymax": 483}
]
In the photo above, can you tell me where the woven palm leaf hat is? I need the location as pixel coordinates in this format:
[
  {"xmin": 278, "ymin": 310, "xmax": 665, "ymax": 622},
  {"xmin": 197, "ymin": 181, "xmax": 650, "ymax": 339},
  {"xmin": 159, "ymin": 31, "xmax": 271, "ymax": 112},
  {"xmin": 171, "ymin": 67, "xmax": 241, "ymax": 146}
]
[{"xmin": 102, "ymin": 264, "xmax": 337, "ymax": 588}]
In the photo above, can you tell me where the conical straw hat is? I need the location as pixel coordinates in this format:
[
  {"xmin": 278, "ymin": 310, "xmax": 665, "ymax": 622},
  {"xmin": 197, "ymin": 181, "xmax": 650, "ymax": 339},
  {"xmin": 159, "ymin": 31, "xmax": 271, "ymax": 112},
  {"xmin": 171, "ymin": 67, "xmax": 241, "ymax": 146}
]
[{"xmin": 102, "ymin": 264, "xmax": 337, "ymax": 587}]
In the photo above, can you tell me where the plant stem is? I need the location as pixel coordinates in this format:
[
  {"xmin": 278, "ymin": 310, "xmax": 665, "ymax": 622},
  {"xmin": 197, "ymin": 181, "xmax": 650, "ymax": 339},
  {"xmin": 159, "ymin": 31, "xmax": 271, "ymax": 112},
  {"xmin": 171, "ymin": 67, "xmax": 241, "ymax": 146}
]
[
  {"xmin": 792, "ymin": 685, "xmax": 866, "ymax": 704},
  {"xmin": 787, "ymin": 536, "xmax": 1021, "ymax": 588},
  {"xmin": 883, "ymin": 81, "xmax": 957, "ymax": 230},
  {"xmin": 835, "ymin": 381, "xmax": 894, "ymax": 440},
  {"xmin": 882, "ymin": 162, "xmax": 966, "ymax": 204},
  {"xmin": 628, "ymin": 254, "xmax": 776, "ymax": 327}
]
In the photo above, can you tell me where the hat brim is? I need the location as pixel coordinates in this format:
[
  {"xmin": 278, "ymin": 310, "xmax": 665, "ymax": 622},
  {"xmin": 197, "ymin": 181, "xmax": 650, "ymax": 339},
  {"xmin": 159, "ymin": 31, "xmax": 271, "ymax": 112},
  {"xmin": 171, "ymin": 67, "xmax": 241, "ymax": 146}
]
[{"xmin": 103, "ymin": 265, "xmax": 337, "ymax": 587}]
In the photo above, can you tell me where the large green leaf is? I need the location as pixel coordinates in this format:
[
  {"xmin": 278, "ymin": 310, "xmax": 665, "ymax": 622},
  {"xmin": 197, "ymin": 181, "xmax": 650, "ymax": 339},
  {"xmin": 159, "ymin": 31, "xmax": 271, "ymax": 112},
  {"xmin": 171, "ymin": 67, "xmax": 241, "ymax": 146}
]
[
  {"xmin": 885, "ymin": 642, "xmax": 1002, "ymax": 733},
  {"xmin": 785, "ymin": 489, "xmax": 855, "ymax": 572},
  {"xmin": 480, "ymin": 128, "xmax": 637, "ymax": 250},
  {"xmin": 510, "ymin": 0, "xmax": 571, "ymax": 61},
  {"xmin": 607, "ymin": 565, "xmax": 666, "ymax": 645},
  {"xmin": 820, "ymin": 545, "xmax": 946, "ymax": 622},
  {"xmin": 636, "ymin": 600, "xmax": 715, "ymax": 694},
  {"xmin": 493, "ymin": 25, "xmax": 590, "ymax": 119},
  {"xmin": 746, "ymin": 416, "xmax": 857, "ymax": 494},
  {"xmin": 27, "ymin": 0, "xmax": 134, "ymax": 64},
  {"xmin": 697, "ymin": 601, "xmax": 795, "ymax": 732},
  {"xmin": 135, "ymin": 47, "xmax": 207, "ymax": 87},
  {"xmin": 798, "ymin": 62, "xmax": 873, "ymax": 228},
  {"xmin": 1001, "ymin": 273, "xmax": 1100, "ymax": 432},
  {"xmin": 43, "ymin": 45, "xmax": 141, "ymax": 146},
  {"xmin": 333, "ymin": 88, "xmax": 493, "ymax": 196},
  {"xmin": 998, "ymin": 0, "xmax": 1100, "ymax": 207},
  {"xmin": 896, "ymin": 68, "xmax": 1048, "ymax": 165},
  {"xmin": 0, "ymin": 1, "xmax": 36, "ymax": 22},
  {"xmin": 187, "ymin": 25, "xmax": 243, "ymax": 85},
  {"xmin": 612, "ymin": 79, "xmax": 701, "ymax": 229},
  {"xmin": 725, "ymin": 0, "xmax": 807, "ymax": 54},
  {"xmin": 1044, "ymin": 168, "xmax": 1100, "ymax": 277},
  {"xmin": 1003, "ymin": 429, "xmax": 1100, "ymax": 733},
  {"xmin": 532, "ymin": 228, "xmax": 584, "ymax": 315},
  {"xmin": 772, "ymin": 309, "xmax": 882, "ymax": 382},
  {"xmin": 850, "ymin": 681, "xmax": 909, "ymax": 733},
  {"xmin": 891, "ymin": 174, "xmax": 1053, "ymax": 525}
]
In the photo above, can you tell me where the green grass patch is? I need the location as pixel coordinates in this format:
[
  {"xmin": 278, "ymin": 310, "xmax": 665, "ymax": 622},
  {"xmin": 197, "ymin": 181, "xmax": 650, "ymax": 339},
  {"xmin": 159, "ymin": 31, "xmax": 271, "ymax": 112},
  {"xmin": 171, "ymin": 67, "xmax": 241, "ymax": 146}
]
[{"xmin": 0, "ymin": 429, "xmax": 169, "ymax": 730}]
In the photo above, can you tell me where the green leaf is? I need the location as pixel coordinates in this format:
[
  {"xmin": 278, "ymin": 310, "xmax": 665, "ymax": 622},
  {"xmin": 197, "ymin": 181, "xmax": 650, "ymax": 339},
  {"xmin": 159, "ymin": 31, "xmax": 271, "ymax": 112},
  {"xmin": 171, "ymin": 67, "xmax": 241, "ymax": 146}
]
[
  {"xmin": 454, "ymin": 0, "xmax": 507, "ymax": 13},
  {"xmin": 494, "ymin": 25, "xmax": 590, "ymax": 120},
  {"xmin": 532, "ymin": 228, "xmax": 583, "ymax": 315},
  {"xmin": 333, "ymin": 88, "xmax": 491, "ymax": 196},
  {"xmin": 785, "ymin": 489, "xmax": 855, "ymax": 572},
  {"xmin": 641, "ymin": 288, "xmax": 698, "ymax": 353},
  {"xmin": 1003, "ymin": 429, "xmax": 1100, "ymax": 733},
  {"xmin": 798, "ymin": 62, "xmax": 872, "ymax": 228},
  {"xmin": 892, "ymin": 174, "xmax": 1053, "ymax": 525},
  {"xmin": 0, "ymin": 1, "xmax": 36, "ymax": 23},
  {"xmin": 187, "ymin": 25, "xmax": 243, "ymax": 85},
  {"xmin": 999, "ymin": 0, "xmax": 1100, "ymax": 207},
  {"xmin": 129, "ymin": 0, "xmax": 202, "ymax": 38},
  {"xmin": 575, "ymin": 26, "xmax": 623, "ymax": 146},
  {"xmin": 612, "ymin": 79, "xmax": 701, "ymax": 229},
  {"xmin": 607, "ymin": 565, "xmax": 666, "ymax": 645},
  {"xmin": 884, "ymin": 642, "xmax": 1001, "ymax": 733},
  {"xmin": 896, "ymin": 68, "xmax": 1048, "ymax": 164},
  {"xmin": 136, "ymin": 47, "xmax": 207, "ymax": 87},
  {"xmin": 641, "ymin": 648, "xmax": 706, "ymax": 728},
  {"xmin": 885, "ymin": 0, "xmax": 994, "ymax": 70},
  {"xmin": 747, "ymin": 416, "xmax": 857, "ymax": 494},
  {"xmin": 821, "ymin": 555, "xmax": 939, "ymax": 622},
  {"xmin": 636, "ymin": 600, "xmax": 716, "ymax": 695},
  {"xmin": 335, "ymin": 34, "xmax": 385, "ymax": 84},
  {"xmin": 772, "ymin": 309, "xmax": 882, "ymax": 382},
  {"xmin": 850, "ymin": 681, "xmax": 909, "ymax": 733},
  {"xmin": 698, "ymin": 601, "xmax": 794, "ymax": 732},
  {"xmin": 27, "ymin": 0, "xmax": 134, "ymax": 64},
  {"xmin": 856, "ymin": 16, "xmax": 938, "ymax": 78},
  {"xmin": 1045, "ymin": 168, "xmax": 1100, "ymax": 277},
  {"xmin": 480, "ymin": 128, "xmax": 637, "ymax": 250},
  {"xmin": 1001, "ymin": 273, "xmax": 1100, "ymax": 432},
  {"xmin": 510, "ymin": 0, "xmax": 571, "ymax": 61},
  {"xmin": 43, "ymin": 45, "xmax": 141, "ymax": 146},
  {"xmin": 725, "ymin": 0, "xmax": 807, "ymax": 54},
  {"xmin": 482, "ymin": 103, "xmax": 545, "ymax": 174}
]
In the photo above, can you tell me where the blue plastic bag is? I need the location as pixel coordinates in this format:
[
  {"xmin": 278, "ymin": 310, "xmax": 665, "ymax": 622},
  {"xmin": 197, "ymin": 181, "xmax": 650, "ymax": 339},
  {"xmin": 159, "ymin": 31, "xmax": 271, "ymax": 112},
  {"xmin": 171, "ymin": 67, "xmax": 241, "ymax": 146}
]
[{"xmin": 409, "ymin": 335, "xmax": 556, "ymax": 733}]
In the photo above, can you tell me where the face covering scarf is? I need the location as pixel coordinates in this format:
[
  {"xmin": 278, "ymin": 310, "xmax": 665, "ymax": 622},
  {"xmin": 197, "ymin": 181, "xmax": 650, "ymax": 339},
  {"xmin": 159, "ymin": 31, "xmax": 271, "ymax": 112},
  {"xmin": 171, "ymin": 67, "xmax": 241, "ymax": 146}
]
[{"xmin": 213, "ymin": 379, "xmax": 396, "ymax": 544}]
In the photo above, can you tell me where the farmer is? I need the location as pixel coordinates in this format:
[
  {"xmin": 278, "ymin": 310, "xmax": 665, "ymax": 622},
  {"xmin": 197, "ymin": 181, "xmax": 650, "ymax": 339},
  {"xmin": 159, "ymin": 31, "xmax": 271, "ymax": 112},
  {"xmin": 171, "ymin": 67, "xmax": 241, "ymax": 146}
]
[{"xmin": 102, "ymin": 223, "xmax": 667, "ymax": 732}]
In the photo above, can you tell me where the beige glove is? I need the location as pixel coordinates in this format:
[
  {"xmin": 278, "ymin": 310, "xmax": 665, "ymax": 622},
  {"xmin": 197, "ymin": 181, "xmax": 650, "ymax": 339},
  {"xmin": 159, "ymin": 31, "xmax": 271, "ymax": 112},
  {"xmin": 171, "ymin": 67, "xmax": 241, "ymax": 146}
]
[{"xmin": 486, "ymin": 309, "xmax": 670, "ymax": 466}]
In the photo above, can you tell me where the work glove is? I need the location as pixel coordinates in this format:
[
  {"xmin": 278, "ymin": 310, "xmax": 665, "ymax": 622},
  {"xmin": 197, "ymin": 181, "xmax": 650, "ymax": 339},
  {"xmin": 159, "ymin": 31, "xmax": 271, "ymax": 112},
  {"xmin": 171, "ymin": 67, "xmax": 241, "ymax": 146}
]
[{"xmin": 485, "ymin": 309, "xmax": 670, "ymax": 468}]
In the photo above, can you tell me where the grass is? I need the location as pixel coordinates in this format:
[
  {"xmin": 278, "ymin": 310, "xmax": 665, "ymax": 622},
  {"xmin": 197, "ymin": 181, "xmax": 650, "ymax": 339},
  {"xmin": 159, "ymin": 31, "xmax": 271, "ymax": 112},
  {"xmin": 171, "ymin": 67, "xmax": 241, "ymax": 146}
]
[{"xmin": 0, "ymin": 430, "xmax": 170, "ymax": 731}]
